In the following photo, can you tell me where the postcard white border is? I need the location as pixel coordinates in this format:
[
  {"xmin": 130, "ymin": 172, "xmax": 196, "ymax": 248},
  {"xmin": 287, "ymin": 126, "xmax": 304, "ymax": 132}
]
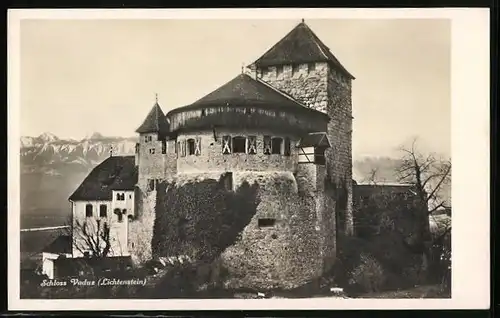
[{"xmin": 8, "ymin": 8, "xmax": 490, "ymax": 311}]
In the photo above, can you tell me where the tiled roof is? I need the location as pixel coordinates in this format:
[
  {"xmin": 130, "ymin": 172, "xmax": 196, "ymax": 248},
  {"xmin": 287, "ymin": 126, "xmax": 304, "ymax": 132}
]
[
  {"xmin": 43, "ymin": 235, "xmax": 72, "ymax": 254},
  {"xmin": 252, "ymin": 21, "xmax": 354, "ymax": 79},
  {"xmin": 68, "ymin": 156, "xmax": 137, "ymax": 201},
  {"xmin": 136, "ymin": 102, "xmax": 170, "ymax": 136},
  {"xmin": 168, "ymin": 73, "xmax": 327, "ymax": 118}
]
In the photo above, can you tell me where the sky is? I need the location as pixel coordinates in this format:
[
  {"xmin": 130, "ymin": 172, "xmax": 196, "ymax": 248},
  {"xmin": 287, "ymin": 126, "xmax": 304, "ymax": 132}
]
[{"xmin": 20, "ymin": 18, "xmax": 450, "ymax": 158}]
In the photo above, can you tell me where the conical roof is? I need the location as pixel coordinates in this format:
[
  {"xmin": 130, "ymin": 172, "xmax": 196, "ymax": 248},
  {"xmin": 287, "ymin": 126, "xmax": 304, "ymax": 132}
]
[
  {"xmin": 252, "ymin": 21, "xmax": 354, "ymax": 79},
  {"xmin": 168, "ymin": 73, "xmax": 325, "ymax": 117},
  {"xmin": 136, "ymin": 102, "xmax": 170, "ymax": 135}
]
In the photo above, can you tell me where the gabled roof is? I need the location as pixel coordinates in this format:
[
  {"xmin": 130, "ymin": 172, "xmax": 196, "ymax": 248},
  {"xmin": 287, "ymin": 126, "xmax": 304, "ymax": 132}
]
[
  {"xmin": 252, "ymin": 21, "xmax": 354, "ymax": 79},
  {"xmin": 167, "ymin": 73, "xmax": 327, "ymax": 119},
  {"xmin": 69, "ymin": 156, "xmax": 137, "ymax": 201},
  {"xmin": 136, "ymin": 102, "xmax": 170, "ymax": 136},
  {"xmin": 297, "ymin": 132, "xmax": 331, "ymax": 148},
  {"xmin": 43, "ymin": 235, "xmax": 72, "ymax": 254}
]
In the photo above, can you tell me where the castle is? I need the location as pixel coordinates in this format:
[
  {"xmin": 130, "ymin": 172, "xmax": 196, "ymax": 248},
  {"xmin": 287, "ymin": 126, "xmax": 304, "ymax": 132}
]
[{"xmin": 68, "ymin": 20, "xmax": 355, "ymax": 289}]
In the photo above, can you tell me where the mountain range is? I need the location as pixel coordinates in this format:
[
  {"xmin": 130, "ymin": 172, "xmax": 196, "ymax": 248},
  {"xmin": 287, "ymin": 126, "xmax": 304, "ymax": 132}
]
[{"xmin": 19, "ymin": 132, "xmax": 450, "ymax": 228}]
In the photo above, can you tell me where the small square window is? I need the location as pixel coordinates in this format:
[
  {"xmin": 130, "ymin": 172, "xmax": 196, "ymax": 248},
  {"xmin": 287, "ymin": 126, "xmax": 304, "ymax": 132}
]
[
  {"xmin": 149, "ymin": 148, "xmax": 155, "ymax": 154},
  {"xmin": 258, "ymin": 218, "xmax": 276, "ymax": 228}
]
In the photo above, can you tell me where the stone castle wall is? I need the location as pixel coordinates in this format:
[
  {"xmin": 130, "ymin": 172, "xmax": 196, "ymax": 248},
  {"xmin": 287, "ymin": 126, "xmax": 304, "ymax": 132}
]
[
  {"xmin": 176, "ymin": 129, "xmax": 300, "ymax": 174},
  {"xmin": 220, "ymin": 171, "xmax": 323, "ymax": 290},
  {"xmin": 128, "ymin": 187, "xmax": 156, "ymax": 265},
  {"xmin": 137, "ymin": 133, "xmax": 177, "ymax": 193},
  {"xmin": 326, "ymin": 68, "xmax": 354, "ymax": 236},
  {"xmin": 256, "ymin": 61, "xmax": 353, "ymax": 237}
]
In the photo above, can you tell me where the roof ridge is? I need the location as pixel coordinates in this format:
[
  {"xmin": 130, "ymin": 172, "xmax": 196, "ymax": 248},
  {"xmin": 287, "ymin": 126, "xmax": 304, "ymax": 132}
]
[{"xmin": 250, "ymin": 21, "xmax": 303, "ymax": 68}]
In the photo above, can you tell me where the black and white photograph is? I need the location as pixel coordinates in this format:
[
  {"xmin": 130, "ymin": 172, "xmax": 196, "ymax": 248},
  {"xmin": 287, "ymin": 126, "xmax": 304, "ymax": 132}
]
[{"xmin": 8, "ymin": 8, "xmax": 489, "ymax": 310}]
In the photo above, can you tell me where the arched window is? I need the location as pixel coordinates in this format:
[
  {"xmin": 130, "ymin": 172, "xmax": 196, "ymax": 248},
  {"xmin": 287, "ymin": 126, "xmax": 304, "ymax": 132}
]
[
  {"xmin": 85, "ymin": 204, "xmax": 93, "ymax": 217},
  {"xmin": 271, "ymin": 137, "xmax": 283, "ymax": 155},
  {"xmin": 187, "ymin": 139, "xmax": 196, "ymax": 155},
  {"xmin": 232, "ymin": 136, "xmax": 246, "ymax": 153},
  {"xmin": 114, "ymin": 208, "xmax": 123, "ymax": 222},
  {"xmin": 99, "ymin": 205, "xmax": 107, "ymax": 218}
]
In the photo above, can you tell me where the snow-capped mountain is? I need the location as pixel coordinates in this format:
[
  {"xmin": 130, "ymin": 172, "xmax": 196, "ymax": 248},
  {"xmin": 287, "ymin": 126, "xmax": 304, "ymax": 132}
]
[{"xmin": 20, "ymin": 132, "xmax": 138, "ymax": 173}]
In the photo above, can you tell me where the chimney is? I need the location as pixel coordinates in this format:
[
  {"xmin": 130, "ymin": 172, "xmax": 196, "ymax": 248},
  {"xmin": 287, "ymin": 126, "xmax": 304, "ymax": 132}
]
[{"xmin": 247, "ymin": 63, "xmax": 258, "ymax": 80}]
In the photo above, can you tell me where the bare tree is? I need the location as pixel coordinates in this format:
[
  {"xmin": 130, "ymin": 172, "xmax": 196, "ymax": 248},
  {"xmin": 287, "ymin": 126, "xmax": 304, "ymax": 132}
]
[
  {"xmin": 65, "ymin": 213, "xmax": 126, "ymax": 258},
  {"xmin": 395, "ymin": 138, "xmax": 451, "ymax": 279}
]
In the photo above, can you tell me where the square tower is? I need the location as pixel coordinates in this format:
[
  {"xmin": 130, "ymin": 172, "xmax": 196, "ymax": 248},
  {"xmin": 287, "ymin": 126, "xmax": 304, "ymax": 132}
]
[{"xmin": 248, "ymin": 20, "xmax": 354, "ymax": 236}]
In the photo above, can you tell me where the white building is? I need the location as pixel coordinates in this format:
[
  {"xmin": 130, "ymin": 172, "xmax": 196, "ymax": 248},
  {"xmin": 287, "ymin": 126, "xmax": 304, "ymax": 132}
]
[{"xmin": 68, "ymin": 155, "xmax": 137, "ymax": 258}]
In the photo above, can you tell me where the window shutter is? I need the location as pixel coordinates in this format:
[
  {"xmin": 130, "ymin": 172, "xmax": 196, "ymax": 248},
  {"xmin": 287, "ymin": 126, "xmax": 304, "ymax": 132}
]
[
  {"xmin": 263, "ymin": 136, "xmax": 271, "ymax": 155},
  {"xmin": 195, "ymin": 137, "xmax": 201, "ymax": 156},
  {"xmin": 180, "ymin": 140, "xmax": 186, "ymax": 157},
  {"xmin": 222, "ymin": 135, "xmax": 232, "ymax": 154},
  {"xmin": 247, "ymin": 136, "xmax": 257, "ymax": 154}
]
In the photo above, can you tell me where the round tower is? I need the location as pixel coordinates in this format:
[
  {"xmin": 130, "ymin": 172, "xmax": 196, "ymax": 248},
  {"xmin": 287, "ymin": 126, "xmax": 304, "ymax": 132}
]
[{"xmin": 164, "ymin": 72, "xmax": 332, "ymax": 290}]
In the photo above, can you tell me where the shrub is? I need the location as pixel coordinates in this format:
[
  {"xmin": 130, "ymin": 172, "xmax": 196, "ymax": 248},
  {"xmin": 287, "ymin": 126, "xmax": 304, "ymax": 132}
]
[
  {"xmin": 348, "ymin": 253, "xmax": 385, "ymax": 293},
  {"xmin": 152, "ymin": 176, "xmax": 260, "ymax": 263}
]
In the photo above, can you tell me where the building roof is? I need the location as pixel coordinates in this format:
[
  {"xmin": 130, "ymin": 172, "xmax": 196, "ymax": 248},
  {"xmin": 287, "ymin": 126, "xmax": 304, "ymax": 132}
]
[
  {"xmin": 43, "ymin": 235, "xmax": 72, "ymax": 254},
  {"xmin": 167, "ymin": 73, "xmax": 327, "ymax": 118},
  {"xmin": 68, "ymin": 156, "xmax": 137, "ymax": 201},
  {"xmin": 354, "ymin": 183, "xmax": 417, "ymax": 197},
  {"xmin": 251, "ymin": 21, "xmax": 354, "ymax": 79},
  {"xmin": 297, "ymin": 132, "xmax": 331, "ymax": 148},
  {"xmin": 136, "ymin": 102, "xmax": 170, "ymax": 136}
]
